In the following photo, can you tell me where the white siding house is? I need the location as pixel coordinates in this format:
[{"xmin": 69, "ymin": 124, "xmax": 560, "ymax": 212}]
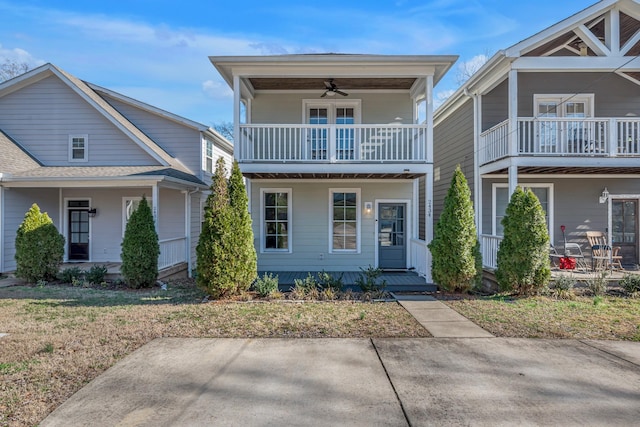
[
  {"xmin": 210, "ymin": 54, "xmax": 457, "ymax": 282},
  {"xmin": 0, "ymin": 64, "xmax": 233, "ymax": 276}
]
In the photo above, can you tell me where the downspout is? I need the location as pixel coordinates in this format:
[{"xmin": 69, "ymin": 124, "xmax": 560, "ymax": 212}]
[{"xmin": 186, "ymin": 188, "xmax": 201, "ymax": 278}]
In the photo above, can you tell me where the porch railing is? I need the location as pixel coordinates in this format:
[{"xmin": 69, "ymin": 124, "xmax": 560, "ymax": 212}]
[
  {"xmin": 238, "ymin": 124, "xmax": 428, "ymax": 163},
  {"xmin": 158, "ymin": 237, "xmax": 187, "ymax": 270},
  {"xmin": 410, "ymin": 238, "xmax": 430, "ymax": 279},
  {"xmin": 480, "ymin": 234, "xmax": 503, "ymax": 270},
  {"xmin": 479, "ymin": 118, "xmax": 640, "ymax": 164}
]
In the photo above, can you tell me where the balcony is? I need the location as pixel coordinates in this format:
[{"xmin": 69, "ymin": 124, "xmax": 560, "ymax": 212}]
[
  {"xmin": 237, "ymin": 124, "xmax": 429, "ymax": 164},
  {"xmin": 479, "ymin": 118, "xmax": 640, "ymax": 165}
]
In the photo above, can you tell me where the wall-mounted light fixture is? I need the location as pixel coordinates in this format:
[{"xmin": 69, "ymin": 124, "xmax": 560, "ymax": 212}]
[
  {"xmin": 88, "ymin": 208, "xmax": 97, "ymax": 218},
  {"xmin": 364, "ymin": 202, "xmax": 373, "ymax": 214},
  {"xmin": 599, "ymin": 188, "xmax": 609, "ymax": 204}
]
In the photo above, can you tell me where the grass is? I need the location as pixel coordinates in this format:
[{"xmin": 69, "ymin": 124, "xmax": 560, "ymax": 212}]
[
  {"xmin": 0, "ymin": 280, "xmax": 427, "ymax": 427},
  {"xmin": 443, "ymin": 294, "xmax": 640, "ymax": 340}
]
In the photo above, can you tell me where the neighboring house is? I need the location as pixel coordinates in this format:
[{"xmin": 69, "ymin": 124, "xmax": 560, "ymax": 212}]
[
  {"xmin": 0, "ymin": 63, "xmax": 233, "ymax": 276},
  {"xmin": 434, "ymin": 0, "xmax": 640, "ymax": 269},
  {"xmin": 210, "ymin": 54, "xmax": 456, "ymax": 282}
]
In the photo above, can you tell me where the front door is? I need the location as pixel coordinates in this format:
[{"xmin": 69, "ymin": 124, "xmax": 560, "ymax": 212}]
[
  {"xmin": 378, "ymin": 203, "xmax": 406, "ymax": 269},
  {"xmin": 612, "ymin": 199, "xmax": 638, "ymax": 265},
  {"xmin": 68, "ymin": 200, "xmax": 90, "ymax": 261}
]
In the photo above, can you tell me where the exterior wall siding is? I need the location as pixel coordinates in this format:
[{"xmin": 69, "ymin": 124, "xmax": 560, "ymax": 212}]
[
  {"xmin": 103, "ymin": 96, "xmax": 203, "ymax": 174},
  {"xmin": 189, "ymin": 193, "xmax": 203, "ymax": 271},
  {"xmin": 481, "ymin": 79, "xmax": 508, "ymax": 131},
  {"xmin": 433, "ymin": 98, "xmax": 475, "ymax": 222},
  {"xmin": 251, "ymin": 92, "xmax": 414, "ymax": 124},
  {"xmin": 518, "ymin": 72, "xmax": 640, "ymax": 117},
  {"xmin": 0, "ymin": 76, "xmax": 158, "ymax": 166},
  {"xmin": 250, "ymin": 180, "xmax": 414, "ymax": 271}
]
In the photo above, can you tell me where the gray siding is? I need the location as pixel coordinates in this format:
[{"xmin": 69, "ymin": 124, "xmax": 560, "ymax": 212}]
[
  {"xmin": 433, "ymin": 98, "xmax": 475, "ymax": 222},
  {"xmin": 250, "ymin": 180, "xmax": 414, "ymax": 271},
  {"xmin": 0, "ymin": 76, "xmax": 158, "ymax": 166},
  {"xmin": 518, "ymin": 72, "xmax": 640, "ymax": 117},
  {"xmin": 251, "ymin": 92, "xmax": 414, "ymax": 124},
  {"xmin": 481, "ymin": 79, "xmax": 508, "ymax": 131},
  {"xmin": 189, "ymin": 193, "xmax": 203, "ymax": 271},
  {"xmin": 104, "ymin": 96, "xmax": 203, "ymax": 174}
]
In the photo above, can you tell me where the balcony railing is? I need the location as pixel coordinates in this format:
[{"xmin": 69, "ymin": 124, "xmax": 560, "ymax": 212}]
[
  {"xmin": 481, "ymin": 234, "xmax": 503, "ymax": 269},
  {"xmin": 158, "ymin": 237, "xmax": 187, "ymax": 270},
  {"xmin": 479, "ymin": 118, "xmax": 640, "ymax": 164},
  {"xmin": 238, "ymin": 124, "xmax": 428, "ymax": 163}
]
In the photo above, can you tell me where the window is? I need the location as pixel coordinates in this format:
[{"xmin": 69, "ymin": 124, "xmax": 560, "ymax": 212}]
[
  {"xmin": 205, "ymin": 139, "xmax": 214, "ymax": 173},
  {"xmin": 533, "ymin": 95, "xmax": 594, "ymax": 152},
  {"xmin": 304, "ymin": 100, "xmax": 361, "ymax": 161},
  {"xmin": 69, "ymin": 134, "xmax": 88, "ymax": 162},
  {"xmin": 330, "ymin": 189, "xmax": 360, "ymax": 252},
  {"xmin": 261, "ymin": 189, "xmax": 291, "ymax": 252},
  {"xmin": 493, "ymin": 184, "xmax": 553, "ymax": 237},
  {"xmin": 122, "ymin": 197, "xmax": 153, "ymax": 236}
]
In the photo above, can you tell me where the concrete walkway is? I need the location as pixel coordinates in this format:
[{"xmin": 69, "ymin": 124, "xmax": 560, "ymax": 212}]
[
  {"xmin": 392, "ymin": 293, "xmax": 495, "ymax": 338},
  {"xmin": 41, "ymin": 337, "xmax": 640, "ymax": 426}
]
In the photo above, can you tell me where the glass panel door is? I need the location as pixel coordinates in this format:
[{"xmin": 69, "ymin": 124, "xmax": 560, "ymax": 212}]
[
  {"xmin": 308, "ymin": 108, "xmax": 328, "ymax": 160},
  {"xmin": 612, "ymin": 200, "xmax": 637, "ymax": 264},
  {"xmin": 336, "ymin": 107, "xmax": 355, "ymax": 160}
]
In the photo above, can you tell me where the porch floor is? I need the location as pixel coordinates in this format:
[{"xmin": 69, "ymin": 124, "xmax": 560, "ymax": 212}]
[{"xmin": 259, "ymin": 270, "xmax": 436, "ymax": 292}]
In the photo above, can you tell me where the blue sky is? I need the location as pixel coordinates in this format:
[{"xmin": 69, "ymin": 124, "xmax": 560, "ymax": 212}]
[{"xmin": 0, "ymin": 0, "xmax": 595, "ymax": 126}]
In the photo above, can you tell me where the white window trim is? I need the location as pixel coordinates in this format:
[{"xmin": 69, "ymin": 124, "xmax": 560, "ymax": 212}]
[
  {"xmin": 533, "ymin": 94, "xmax": 595, "ymax": 118},
  {"xmin": 260, "ymin": 188, "xmax": 292, "ymax": 254},
  {"xmin": 204, "ymin": 138, "xmax": 214, "ymax": 174},
  {"xmin": 492, "ymin": 183, "xmax": 554, "ymax": 243},
  {"xmin": 122, "ymin": 197, "xmax": 153, "ymax": 237},
  {"xmin": 68, "ymin": 134, "xmax": 89, "ymax": 162},
  {"xmin": 302, "ymin": 99, "xmax": 362, "ymax": 123},
  {"xmin": 329, "ymin": 188, "xmax": 361, "ymax": 254}
]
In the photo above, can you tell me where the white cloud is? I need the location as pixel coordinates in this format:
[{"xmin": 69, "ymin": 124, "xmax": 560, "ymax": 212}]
[
  {"xmin": 202, "ymin": 80, "xmax": 233, "ymax": 100},
  {"xmin": 435, "ymin": 89, "xmax": 456, "ymax": 109},
  {"xmin": 0, "ymin": 43, "xmax": 45, "ymax": 68}
]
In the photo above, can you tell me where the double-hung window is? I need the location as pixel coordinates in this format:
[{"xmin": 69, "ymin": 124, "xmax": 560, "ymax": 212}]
[
  {"xmin": 330, "ymin": 189, "xmax": 360, "ymax": 253},
  {"xmin": 69, "ymin": 134, "xmax": 88, "ymax": 162},
  {"xmin": 493, "ymin": 184, "xmax": 553, "ymax": 238},
  {"xmin": 262, "ymin": 189, "xmax": 291, "ymax": 252},
  {"xmin": 205, "ymin": 140, "xmax": 214, "ymax": 173}
]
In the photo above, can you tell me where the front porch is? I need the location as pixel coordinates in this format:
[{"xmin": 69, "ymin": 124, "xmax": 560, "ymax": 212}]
[{"xmin": 260, "ymin": 270, "xmax": 436, "ymax": 292}]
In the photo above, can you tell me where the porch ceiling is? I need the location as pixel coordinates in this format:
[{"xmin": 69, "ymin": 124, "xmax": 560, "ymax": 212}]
[
  {"xmin": 244, "ymin": 172, "xmax": 423, "ymax": 179},
  {"xmin": 486, "ymin": 166, "xmax": 640, "ymax": 175},
  {"xmin": 249, "ymin": 77, "xmax": 417, "ymax": 91}
]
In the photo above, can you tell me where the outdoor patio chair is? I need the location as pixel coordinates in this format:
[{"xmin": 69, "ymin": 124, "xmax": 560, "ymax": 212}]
[{"xmin": 586, "ymin": 231, "xmax": 612, "ymax": 271}]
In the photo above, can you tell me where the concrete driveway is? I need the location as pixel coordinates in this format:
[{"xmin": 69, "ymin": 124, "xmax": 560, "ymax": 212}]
[{"xmin": 41, "ymin": 338, "xmax": 640, "ymax": 426}]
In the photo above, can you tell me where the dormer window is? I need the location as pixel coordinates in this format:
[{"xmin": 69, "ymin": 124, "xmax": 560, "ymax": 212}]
[{"xmin": 69, "ymin": 134, "xmax": 88, "ymax": 162}]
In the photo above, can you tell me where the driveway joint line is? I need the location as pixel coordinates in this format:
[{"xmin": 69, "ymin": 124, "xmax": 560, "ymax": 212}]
[
  {"xmin": 370, "ymin": 338, "xmax": 412, "ymax": 427},
  {"xmin": 578, "ymin": 339, "xmax": 640, "ymax": 368}
]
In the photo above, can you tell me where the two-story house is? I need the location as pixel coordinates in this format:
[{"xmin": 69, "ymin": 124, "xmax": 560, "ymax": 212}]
[
  {"xmin": 0, "ymin": 63, "xmax": 233, "ymax": 277},
  {"xmin": 434, "ymin": 0, "xmax": 640, "ymax": 270},
  {"xmin": 210, "ymin": 54, "xmax": 456, "ymax": 282}
]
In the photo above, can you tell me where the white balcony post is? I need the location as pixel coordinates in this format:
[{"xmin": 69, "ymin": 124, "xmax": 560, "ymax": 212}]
[
  {"xmin": 508, "ymin": 70, "xmax": 518, "ymax": 157},
  {"xmin": 233, "ymin": 75, "xmax": 241, "ymax": 161},
  {"xmin": 609, "ymin": 118, "xmax": 617, "ymax": 156},
  {"xmin": 329, "ymin": 125, "xmax": 336, "ymax": 162},
  {"xmin": 508, "ymin": 165, "xmax": 518, "ymax": 200}
]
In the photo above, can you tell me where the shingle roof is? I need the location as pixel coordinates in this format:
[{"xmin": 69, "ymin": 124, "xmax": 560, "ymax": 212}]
[
  {"xmin": 6, "ymin": 166, "xmax": 206, "ymax": 186},
  {"xmin": 0, "ymin": 129, "xmax": 42, "ymax": 174}
]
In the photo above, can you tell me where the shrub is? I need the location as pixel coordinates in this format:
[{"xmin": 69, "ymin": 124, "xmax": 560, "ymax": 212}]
[
  {"xmin": 85, "ymin": 265, "xmax": 108, "ymax": 285},
  {"xmin": 586, "ymin": 271, "xmax": 609, "ymax": 296},
  {"xmin": 58, "ymin": 266, "xmax": 84, "ymax": 284},
  {"xmin": 548, "ymin": 274, "xmax": 576, "ymax": 300},
  {"xmin": 619, "ymin": 273, "xmax": 640, "ymax": 296},
  {"xmin": 227, "ymin": 160, "xmax": 258, "ymax": 292},
  {"xmin": 355, "ymin": 265, "xmax": 387, "ymax": 293},
  {"xmin": 428, "ymin": 166, "xmax": 480, "ymax": 292},
  {"xmin": 193, "ymin": 159, "xmax": 265, "ymax": 298},
  {"xmin": 293, "ymin": 273, "xmax": 318, "ymax": 291},
  {"xmin": 316, "ymin": 270, "xmax": 344, "ymax": 291},
  {"xmin": 120, "ymin": 196, "xmax": 159, "ymax": 289},
  {"xmin": 496, "ymin": 187, "xmax": 551, "ymax": 295},
  {"xmin": 15, "ymin": 204, "xmax": 65, "ymax": 283},
  {"xmin": 252, "ymin": 273, "xmax": 279, "ymax": 297}
]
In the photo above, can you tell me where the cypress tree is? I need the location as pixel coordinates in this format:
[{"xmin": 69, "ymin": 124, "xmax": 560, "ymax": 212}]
[
  {"xmin": 196, "ymin": 157, "xmax": 236, "ymax": 298},
  {"xmin": 120, "ymin": 196, "xmax": 159, "ymax": 288},
  {"xmin": 428, "ymin": 165, "xmax": 480, "ymax": 292},
  {"xmin": 496, "ymin": 187, "xmax": 551, "ymax": 295},
  {"xmin": 227, "ymin": 160, "xmax": 257, "ymax": 292},
  {"xmin": 15, "ymin": 203, "xmax": 65, "ymax": 282}
]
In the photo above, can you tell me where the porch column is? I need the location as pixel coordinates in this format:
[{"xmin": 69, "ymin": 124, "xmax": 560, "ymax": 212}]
[
  {"xmin": 508, "ymin": 165, "xmax": 518, "ymax": 198},
  {"xmin": 474, "ymin": 93, "xmax": 482, "ymax": 235},
  {"xmin": 425, "ymin": 75, "xmax": 434, "ymax": 283},
  {"xmin": 184, "ymin": 190, "xmax": 191, "ymax": 277},
  {"xmin": 425, "ymin": 75, "xmax": 434, "ymax": 164},
  {"xmin": 233, "ymin": 75, "xmax": 241, "ymax": 161},
  {"xmin": 152, "ymin": 184, "xmax": 159, "ymax": 233},
  {"xmin": 507, "ymin": 69, "xmax": 518, "ymax": 158}
]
